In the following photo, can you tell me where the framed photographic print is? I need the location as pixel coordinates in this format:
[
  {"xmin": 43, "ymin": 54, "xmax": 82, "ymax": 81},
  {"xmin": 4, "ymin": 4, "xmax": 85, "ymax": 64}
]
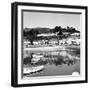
[{"xmin": 11, "ymin": 2, "xmax": 88, "ymax": 87}]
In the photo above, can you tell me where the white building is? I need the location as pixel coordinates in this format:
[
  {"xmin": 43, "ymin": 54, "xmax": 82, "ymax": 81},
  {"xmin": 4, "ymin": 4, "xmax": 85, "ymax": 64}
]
[
  {"xmin": 37, "ymin": 33, "xmax": 57, "ymax": 37},
  {"xmin": 71, "ymin": 33, "xmax": 80, "ymax": 36},
  {"xmin": 49, "ymin": 39, "xmax": 58, "ymax": 45},
  {"xmin": 23, "ymin": 40, "xmax": 31, "ymax": 48}
]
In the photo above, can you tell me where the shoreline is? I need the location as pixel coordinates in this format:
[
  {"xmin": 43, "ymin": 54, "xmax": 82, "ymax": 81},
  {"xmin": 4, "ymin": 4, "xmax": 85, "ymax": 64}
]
[
  {"xmin": 24, "ymin": 46, "xmax": 64, "ymax": 51},
  {"xmin": 24, "ymin": 45, "xmax": 80, "ymax": 51}
]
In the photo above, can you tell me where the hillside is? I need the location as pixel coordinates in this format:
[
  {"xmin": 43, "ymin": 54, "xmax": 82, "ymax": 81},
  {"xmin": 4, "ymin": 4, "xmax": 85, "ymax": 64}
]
[{"xmin": 24, "ymin": 26, "xmax": 80, "ymax": 34}]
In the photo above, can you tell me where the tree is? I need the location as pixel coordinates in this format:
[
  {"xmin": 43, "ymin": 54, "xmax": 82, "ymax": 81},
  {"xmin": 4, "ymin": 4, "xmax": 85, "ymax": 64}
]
[
  {"xmin": 53, "ymin": 26, "xmax": 63, "ymax": 44},
  {"xmin": 23, "ymin": 28, "xmax": 39, "ymax": 45},
  {"xmin": 53, "ymin": 26, "xmax": 62, "ymax": 33}
]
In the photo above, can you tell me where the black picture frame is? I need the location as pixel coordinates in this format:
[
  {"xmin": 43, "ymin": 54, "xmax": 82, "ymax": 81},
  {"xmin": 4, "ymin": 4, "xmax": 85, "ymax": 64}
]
[{"xmin": 11, "ymin": 2, "xmax": 88, "ymax": 87}]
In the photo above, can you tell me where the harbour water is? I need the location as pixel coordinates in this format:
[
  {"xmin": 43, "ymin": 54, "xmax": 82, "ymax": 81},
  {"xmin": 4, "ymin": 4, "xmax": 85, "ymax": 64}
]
[{"xmin": 23, "ymin": 45, "xmax": 80, "ymax": 77}]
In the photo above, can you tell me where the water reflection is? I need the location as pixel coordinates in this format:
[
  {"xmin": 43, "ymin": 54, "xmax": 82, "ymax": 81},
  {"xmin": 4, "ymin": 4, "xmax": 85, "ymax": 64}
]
[{"xmin": 23, "ymin": 48, "xmax": 80, "ymax": 77}]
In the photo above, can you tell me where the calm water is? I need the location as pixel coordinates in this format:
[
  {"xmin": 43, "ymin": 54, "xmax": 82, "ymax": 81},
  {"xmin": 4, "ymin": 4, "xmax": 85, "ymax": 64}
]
[{"xmin": 23, "ymin": 46, "xmax": 80, "ymax": 77}]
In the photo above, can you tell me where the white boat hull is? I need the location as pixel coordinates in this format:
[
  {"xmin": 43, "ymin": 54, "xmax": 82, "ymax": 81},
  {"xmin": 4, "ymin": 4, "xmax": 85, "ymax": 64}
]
[{"xmin": 24, "ymin": 65, "xmax": 44, "ymax": 74}]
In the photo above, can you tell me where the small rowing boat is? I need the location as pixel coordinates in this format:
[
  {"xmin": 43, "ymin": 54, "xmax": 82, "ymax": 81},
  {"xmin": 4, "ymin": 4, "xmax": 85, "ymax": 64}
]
[{"xmin": 24, "ymin": 65, "xmax": 44, "ymax": 74}]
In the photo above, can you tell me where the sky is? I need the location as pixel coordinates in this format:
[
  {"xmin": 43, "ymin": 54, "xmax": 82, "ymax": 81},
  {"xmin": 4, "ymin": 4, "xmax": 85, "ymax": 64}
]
[{"xmin": 23, "ymin": 11, "xmax": 81, "ymax": 31}]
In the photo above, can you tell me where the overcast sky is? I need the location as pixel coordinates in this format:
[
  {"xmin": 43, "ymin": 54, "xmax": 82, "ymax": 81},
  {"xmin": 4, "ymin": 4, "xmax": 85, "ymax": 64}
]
[{"xmin": 23, "ymin": 11, "xmax": 80, "ymax": 31}]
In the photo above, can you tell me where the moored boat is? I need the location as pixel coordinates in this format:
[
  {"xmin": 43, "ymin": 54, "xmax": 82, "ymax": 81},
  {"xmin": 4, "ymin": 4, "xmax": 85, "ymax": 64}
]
[{"xmin": 24, "ymin": 65, "xmax": 44, "ymax": 74}]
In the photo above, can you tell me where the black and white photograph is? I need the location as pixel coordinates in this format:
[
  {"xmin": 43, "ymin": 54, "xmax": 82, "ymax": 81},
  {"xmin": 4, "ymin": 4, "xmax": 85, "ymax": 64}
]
[
  {"xmin": 23, "ymin": 11, "xmax": 81, "ymax": 78},
  {"xmin": 11, "ymin": 2, "xmax": 88, "ymax": 87}
]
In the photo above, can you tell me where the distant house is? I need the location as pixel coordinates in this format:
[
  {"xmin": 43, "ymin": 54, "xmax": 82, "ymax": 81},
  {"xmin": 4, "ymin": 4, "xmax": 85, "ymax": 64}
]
[
  {"xmin": 49, "ymin": 39, "xmax": 58, "ymax": 45},
  {"xmin": 67, "ymin": 38, "xmax": 80, "ymax": 45},
  {"xmin": 37, "ymin": 33, "xmax": 57, "ymax": 37},
  {"xmin": 33, "ymin": 41, "xmax": 39, "ymax": 45},
  {"xmin": 59, "ymin": 40, "xmax": 66, "ymax": 45},
  {"xmin": 59, "ymin": 37, "xmax": 80, "ymax": 45},
  {"xmin": 71, "ymin": 33, "xmax": 80, "ymax": 36},
  {"xmin": 33, "ymin": 40, "xmax": 46, "ymax": 46},
  {"xmin": 63, "ymin": 32, "xmax": 69, "ymax": 35},
  {"xmin": 23, "ymin": 39, "xmax": 31, "ymax": 48},
  {"xmin": 66, "ymin": 38, "xmax": 72, "ymax": 45}
]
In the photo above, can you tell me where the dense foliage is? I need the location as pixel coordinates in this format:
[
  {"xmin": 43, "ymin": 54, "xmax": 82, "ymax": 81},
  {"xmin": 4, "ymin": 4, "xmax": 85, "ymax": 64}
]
[{"xmin": 23, "ymin": 26, "xmax": 80, "ymax": 44}]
